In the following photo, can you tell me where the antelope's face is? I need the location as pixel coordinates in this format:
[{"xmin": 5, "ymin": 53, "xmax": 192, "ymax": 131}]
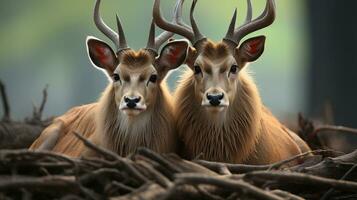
[
  {"xmin": 190, "ymin": 41, "xmax": 237, "ymax": 113},
  {"xmin": 187, "ymin": 38, "xmax": 265, "ymax": 114},
  {"xmin": 112, "ymin": 51, "xmax": 158, "ymax": 116},
  {"xmin": 153, "ymin": 0, "xmax": 274, "ymax": 114},
  {"xmin": 86, "ymin": 37, "xmax": 189, "ymax": 117},
  {"xmin": 84, "ymin": 0, "xmax": 189, "ymax": 117}
]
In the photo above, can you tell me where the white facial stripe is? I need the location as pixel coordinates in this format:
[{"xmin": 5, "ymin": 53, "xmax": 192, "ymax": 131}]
[
  {"xmin": 131, "ymin": 74, "xmax": 140, "ymax": 83},
  {"xmin": 212, "ymin": 67, "xmax": 221, "ymax": 74}
]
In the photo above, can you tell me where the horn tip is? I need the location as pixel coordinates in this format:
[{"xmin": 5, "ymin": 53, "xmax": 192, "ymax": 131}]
[
  {"xmin": 232, "ymin": 8, "xmax": 238, "ymax": 20},
  {"xmin": 150, "ymin": 20, "xmax": 155, "ymax": 29}
]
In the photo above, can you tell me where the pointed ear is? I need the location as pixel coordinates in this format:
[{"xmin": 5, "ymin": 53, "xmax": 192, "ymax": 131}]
[
  {"xmin": 155, "ymin": 40, "xmax": 189, "ymax": 80},
  {"xmin": 185, "ymin": 46, "xmax": 197, "ymax": 68},
  {"xmin": 86, "ymin": 36, "xmax": 118, "ymax": 75},
  {"xmin": 235, "ymin": 36, "xmax": 266, "ymax": 66}
]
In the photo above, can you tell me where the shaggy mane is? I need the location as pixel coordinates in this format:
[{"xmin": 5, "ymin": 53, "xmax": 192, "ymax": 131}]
[
  {"xmin": 201, "ymin": 40, "xmax": 230, "ymax": 59},
  {"xmin": 120, "ymin": 50, "xmax": 152, "ymax": 68},
  {"xmin": 94, "ymin": 83, "xmax": 176, "ymax": 156},
  {"xmin": 174, "ymin": 67, "xmax": 309, "ymax": 164}
]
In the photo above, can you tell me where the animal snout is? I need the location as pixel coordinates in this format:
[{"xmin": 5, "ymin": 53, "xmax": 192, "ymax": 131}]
[
  {"xmin": 206, "ymin": 93, "xmax": 224, "ymax": 106},
  {"xmin": 124, "ymin": 96, "xmax": 141, "ymax": 109}
]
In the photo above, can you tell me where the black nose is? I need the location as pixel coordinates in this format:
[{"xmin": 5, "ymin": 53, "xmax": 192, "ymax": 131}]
[
  {"xmin": 124, "ymin": 96, "xmax": 141, "ymax": 109},
  {"xmin": 207, "ymin": 93, "xmax": 224, "ymax": 106}
]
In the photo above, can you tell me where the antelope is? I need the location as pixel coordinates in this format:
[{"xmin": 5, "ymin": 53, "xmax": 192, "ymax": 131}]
[
  {"xmin": 29, "ymin": 0, "xmax": 189, "ymax": 157},
  {"xmin": 153, "ymin": 0, "xmax": 311, "ymax": 164}
]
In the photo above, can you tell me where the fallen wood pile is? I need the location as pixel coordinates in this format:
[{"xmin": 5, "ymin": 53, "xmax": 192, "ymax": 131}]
[
  {"xmin": 0, "ymin": 81, "xmax": 52, "ymax": 149},
  {"xmin": 0, "ymin": 133, "xmax": 356, "ymax": 200}
]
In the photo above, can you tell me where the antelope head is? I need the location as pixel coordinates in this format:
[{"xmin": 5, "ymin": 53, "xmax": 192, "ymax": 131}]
[
  {"xmin": 154, "ymin": 0, "xmax": 275, "ymax": 114},
  {"xmin": 87, "ymin": 0, "xmax": 189, "ymax": 117}
]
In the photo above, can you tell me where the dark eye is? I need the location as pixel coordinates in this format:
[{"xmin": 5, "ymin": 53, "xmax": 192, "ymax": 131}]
[
  {"xmin": 149, "ymin": 74, "xmax": 157, "ymax": 83},
  {"xmin": 230, "ymin": 65, "xmax": 238, "ymax": 74},
  {"xmin": 194, "ymin": 65, "xmax": 202, "ymax": 75},
  {"xmin": 112, "ymin": 73, "xmax": 121, "ymax": 82}
]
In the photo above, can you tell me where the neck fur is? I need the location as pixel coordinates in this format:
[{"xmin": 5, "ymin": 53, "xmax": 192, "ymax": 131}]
[
  {"xmin": 176, "ymin": 68, "xmax": 262, "ymax": 162},
  {"xmin": 95, "ymin": 84, "xmax": 173, "ymax": 156}
]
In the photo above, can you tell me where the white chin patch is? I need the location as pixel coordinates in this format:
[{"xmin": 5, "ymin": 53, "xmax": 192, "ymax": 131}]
[
  {"xmin": 201, "ymin": 100, "xmax": 229, "ymax": 108},
  {"xmin": 119, "ymin": 103, "xmax": 147, "ymax": 117},
  {"xmin": 204, "ymin": 106, "xmax": 226, "ymax": 113},
  {"xmin": 122, "ymin": 109, "xmax": 143, "ymax": 116}
]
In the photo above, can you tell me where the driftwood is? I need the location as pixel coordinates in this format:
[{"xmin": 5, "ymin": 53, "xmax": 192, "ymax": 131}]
[
  {"xmin": 0, "ymin": 80, "xmax": 52, "ymax": 149},
  {"xmin": 0, "ymin": 133, "xmax": 356, "ymax": 200}
]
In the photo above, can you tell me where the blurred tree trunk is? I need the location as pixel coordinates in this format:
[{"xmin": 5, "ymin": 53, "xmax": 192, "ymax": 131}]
[
  {"xmin": 307, "ymin": 0, "xmax": 357, "ymax": 127},
  {"xmin": 307, "ymin": 0, "xmax": 357, "ymax": 152}
]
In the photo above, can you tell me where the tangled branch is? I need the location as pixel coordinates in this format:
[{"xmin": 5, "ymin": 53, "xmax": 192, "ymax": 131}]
[
  {"xmin": 0, "ymin": 134, "xmax": 356, "ymax": 200},
  {"xmin": 0, "ymin": 80, "xmax": 52, "ymax": 149}
]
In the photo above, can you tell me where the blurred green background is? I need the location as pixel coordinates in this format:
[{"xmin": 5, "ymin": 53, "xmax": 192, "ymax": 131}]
[{"xmin": 0, "ymin": 0, "xmax": 307, "ymax": 121}]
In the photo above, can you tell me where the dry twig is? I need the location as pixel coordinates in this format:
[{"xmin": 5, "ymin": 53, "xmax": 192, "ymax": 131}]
[
  {"xmin": 0, "ymin": 80, "xmax": 10, "ymax": 122},
  {"xmin": 0, "ymin": 147, "xmax": 357, "ymax": 199}
]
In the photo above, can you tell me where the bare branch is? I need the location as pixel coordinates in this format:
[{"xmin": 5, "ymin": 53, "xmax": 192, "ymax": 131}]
[
  {"xmin": 73, "ymin": 131, "xmax": 120, "ymax": 161},
  {"xmin": 310, "ymin": 125, "xmax": 357, "ymax": 140},
  {"xmin": 320, "ymin": 164, "xmax": 357, "ymax": 200},
  {"xmin": 271, "ymin": 189, "xmax": 304, "ymax": 200},
  {"xmin": 267, "ymin": 149, "xmax": 334, "ymax": 170},
  {"xmin": 38, "ymin": 84, "xmax": 49, "ymax": 120},
  {"xmin": 31, "ymin": 84, "xmax": 49, "ymax": 122},
  {"xmin": 195, "ymin": 149, "xmax": 334, "ymax": 174},
  {"xmin": 73, "ymin": 132, "xmax": 148, "ymax": 184},
  {"xmin": 137, "ymin": 147, "xmax": 182, "ymax": 173},
  {"xmin": 0, "ymin": 175, "xmax": 78, "ymax": 192},
  {"xmin": 244, "ymin": 171, "xmax": 357, "ymax": 192},
  {"xmin": 0, "ymin": 80, "xmax": 11, "ymax": 122},
  {"xmin": 176, "ymin": 173, "xmax": 283, "ymax": 200}
]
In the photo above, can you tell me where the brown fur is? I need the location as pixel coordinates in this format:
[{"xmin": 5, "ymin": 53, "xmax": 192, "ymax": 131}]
[
  {"xmin": 119, "ymin": 50, "xmax": 153, "ymax": 68},
  {"xmin": 175, "ymin": 41, "xmax": 310, "ymax": 164},
  {"xmin": 30, "ymin": 49, "xmax": 177, "ymax": 157},
  {"xmin": 201, "ymin": 42, "xmax": 230, "ymax": 58},
  {"xmin": 29, "ymin": 104, "xmax": 97, "ymax": 157},
  {"xmin": 86, "ymin": 83, "xmax": 176, "ymax": 157}
]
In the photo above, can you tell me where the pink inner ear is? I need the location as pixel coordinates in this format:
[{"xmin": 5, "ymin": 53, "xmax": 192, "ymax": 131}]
[
  {"xmin": 167, "ymin": 46, "xmax": 181, "ymax": 64},
  {"xmin": 95, "ymin": 45, "xmax": 111, "ymax": 67},
  {"xmin": 247, "ymin": 38, "xmax": 262, "ymax": 55}
]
